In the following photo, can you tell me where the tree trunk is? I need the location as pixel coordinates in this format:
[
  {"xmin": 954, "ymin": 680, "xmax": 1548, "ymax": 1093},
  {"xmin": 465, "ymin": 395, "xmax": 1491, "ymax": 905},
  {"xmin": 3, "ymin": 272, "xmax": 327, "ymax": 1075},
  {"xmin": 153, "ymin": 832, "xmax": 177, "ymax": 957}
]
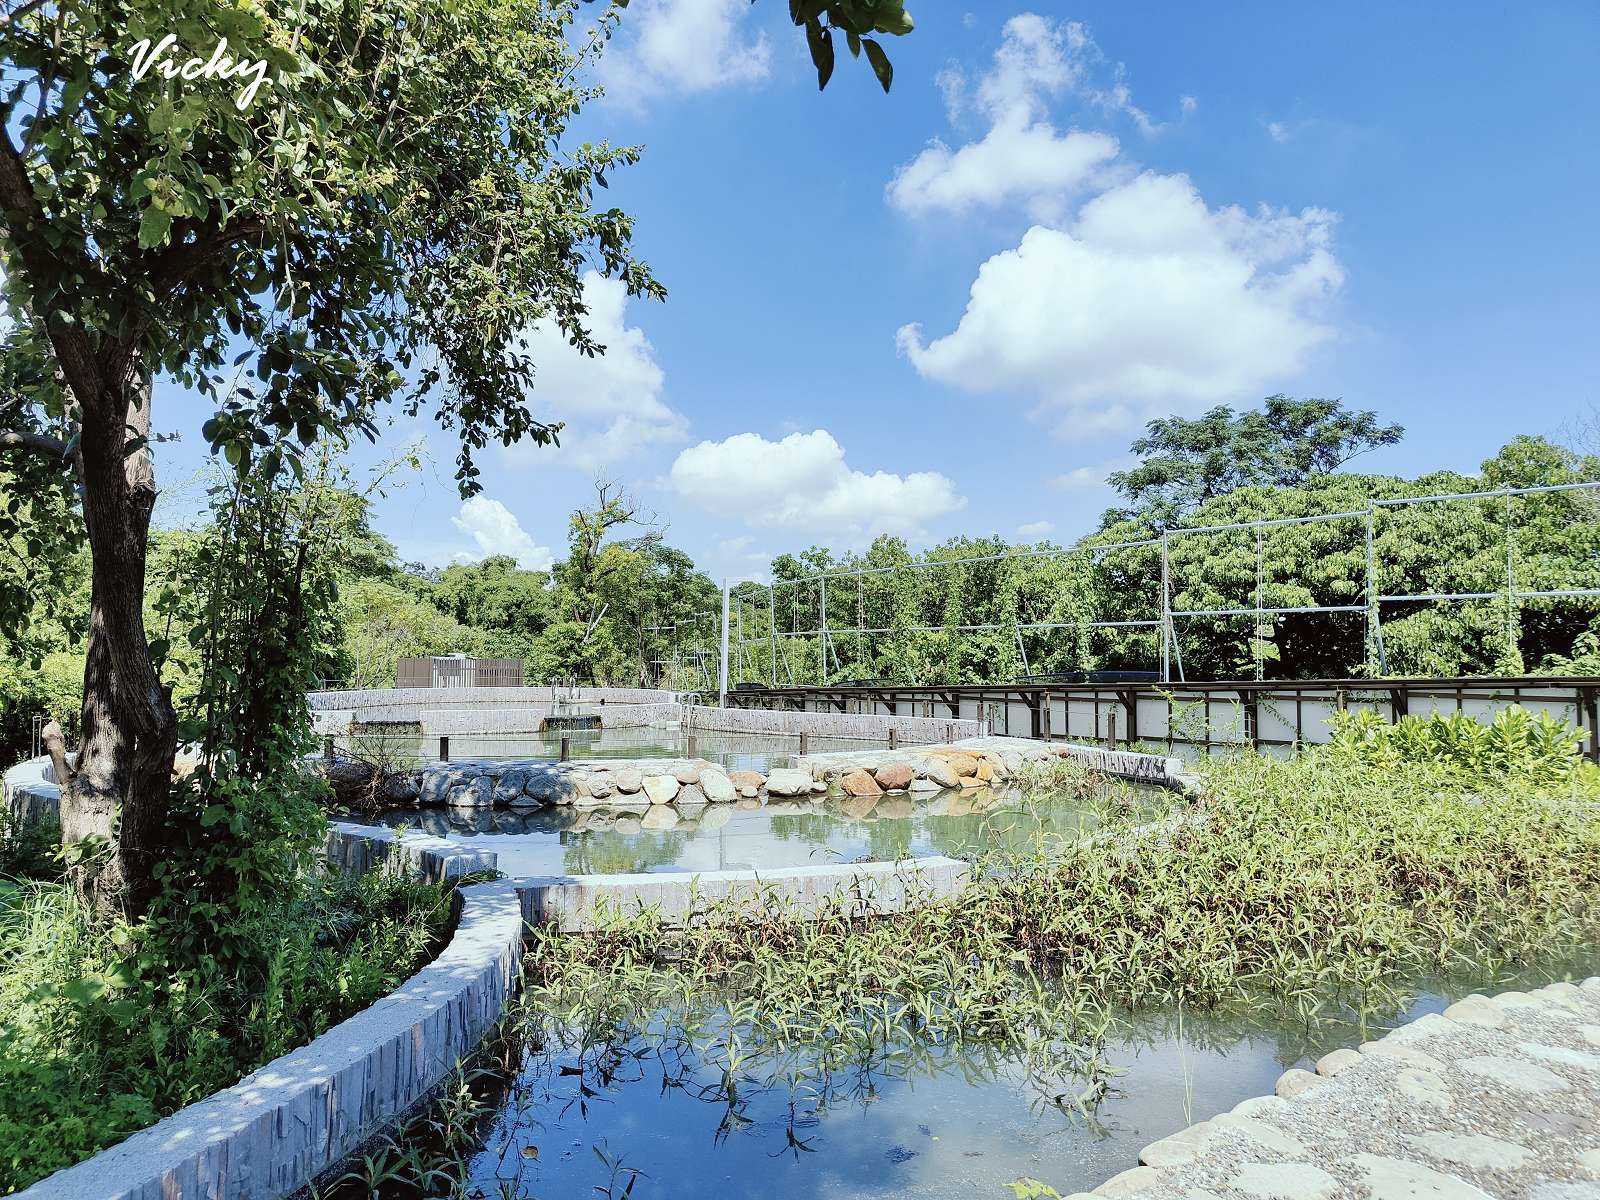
[{"xmin": 60, "ymin": 371, "xmax": 177, "ymax": 916}]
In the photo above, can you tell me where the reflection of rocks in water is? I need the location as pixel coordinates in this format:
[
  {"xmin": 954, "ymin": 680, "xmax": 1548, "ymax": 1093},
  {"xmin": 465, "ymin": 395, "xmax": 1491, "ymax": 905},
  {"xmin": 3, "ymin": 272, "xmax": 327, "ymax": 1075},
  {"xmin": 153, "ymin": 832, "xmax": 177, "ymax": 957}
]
[
  {"xmin": 875, "ymin": 797, "xmax": 914, "ymax": 820},
  {"xmin": 700, "ymin": 805, "xmax": 732, "ymax": 831},
  {"xmin": 615, "ymin": 817, "xmax": 642, "ymax": 835},
  {"xmin": 763, "ymin": 799, "xmax": 815, "ymax": 816},
  {"xmin": 736, "ymin": 798, "xmax": 761, "ymax": 812},
  {"xmin": 836, "ymin": 794, "xmax": 878, "ymax": 821},
  {"xmin": 641, "ymin": 805, "xmax": 679, "ymax": 831}
]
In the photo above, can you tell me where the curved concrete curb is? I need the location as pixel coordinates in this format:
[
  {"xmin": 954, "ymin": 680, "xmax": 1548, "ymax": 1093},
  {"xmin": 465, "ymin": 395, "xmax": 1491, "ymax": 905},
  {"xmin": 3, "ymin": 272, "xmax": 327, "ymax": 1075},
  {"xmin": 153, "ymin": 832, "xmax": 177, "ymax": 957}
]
[
  {"xmin": 2, "ymin": 754, "xmax": 61, "ymax": 830},
  {"xmin": 17, "ymin": 874, "xmax": 526, "ymax": 1200}
]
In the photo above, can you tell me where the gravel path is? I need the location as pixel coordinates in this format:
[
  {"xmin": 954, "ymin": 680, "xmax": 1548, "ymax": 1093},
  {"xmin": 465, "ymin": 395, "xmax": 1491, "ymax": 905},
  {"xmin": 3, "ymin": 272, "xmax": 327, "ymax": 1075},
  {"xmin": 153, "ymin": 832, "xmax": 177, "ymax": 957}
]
[{"xmin": 1078, "ymin": 978, "xmax": 1600, "ymax": 1200}]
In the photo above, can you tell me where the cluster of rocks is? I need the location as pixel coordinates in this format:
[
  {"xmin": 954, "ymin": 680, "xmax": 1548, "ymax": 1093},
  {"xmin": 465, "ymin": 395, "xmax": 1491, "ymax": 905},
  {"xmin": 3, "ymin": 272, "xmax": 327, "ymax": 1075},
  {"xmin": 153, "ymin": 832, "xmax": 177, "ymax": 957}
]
[{"xmin": 812, "ymin": 745, "xmax": 1022, "ymax": 798}]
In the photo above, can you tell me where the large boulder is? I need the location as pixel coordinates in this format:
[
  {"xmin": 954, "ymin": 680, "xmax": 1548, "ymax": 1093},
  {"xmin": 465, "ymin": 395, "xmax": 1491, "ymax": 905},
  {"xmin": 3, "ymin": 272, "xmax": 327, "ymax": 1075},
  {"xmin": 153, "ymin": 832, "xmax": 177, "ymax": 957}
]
[
  {"xmin": 676, "ymin": 783, "xmax": 706, "ymax": 807},
  {"xmin": 918, "ymin": 758, "xmax": 960, "ymax": 789},
  {"xmin": 642, "ymin": 774, "xmax": 680, "ymax": 804},
  {"xmin": 874, "ymin": 762, "xmax": 914, "ymax": 791},
  {"xmin": 729, "ymin": 770, "xmax": 765, "ymax": 798},
  {"xmin": 588, "ymin": 773, "xmax": 615, "ymax": 799},
  {"xmin": 909, "ymin": 776, "xmax": 941, "ymax": 793},
  {"xmin": 765, "ymin": 767, "xmax": 815, "ymax": 797},
  {"xmin": 448, "ymin": 774, "xmax": 494, "ymax": 809},
  {"xmin": 840, "ymin": 768, "xmax": 883, "ymax": 798},
  {"xmin": 614, "ymin": 766, "xmax": 644, "ymax": 795},
  {"xmin": 673, "ymin": 763, "xmax": 702, "ymax": 785},
  {"xmin": 700, "ymin": 766, "xmax": 737, "ymax": 803},
  {"xmin": 493, "ymin": 767, "xmax": 529, "ymax": 805},
  {"xmin": 935, "ymin": 751, "xmax": 980, "ymax": 778}
]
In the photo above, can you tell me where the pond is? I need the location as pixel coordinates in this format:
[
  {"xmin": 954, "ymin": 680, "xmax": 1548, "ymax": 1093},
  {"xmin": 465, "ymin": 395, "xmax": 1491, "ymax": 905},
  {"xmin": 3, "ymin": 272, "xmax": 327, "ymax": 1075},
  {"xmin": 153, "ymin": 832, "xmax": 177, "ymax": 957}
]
[
  {"xmin": 417, "ymin": 956, "xmax": 1600, "ymax": 1200},
  {"xmin": 349, "ymin": 788, "xmax": 1134, "ymax": 877}
]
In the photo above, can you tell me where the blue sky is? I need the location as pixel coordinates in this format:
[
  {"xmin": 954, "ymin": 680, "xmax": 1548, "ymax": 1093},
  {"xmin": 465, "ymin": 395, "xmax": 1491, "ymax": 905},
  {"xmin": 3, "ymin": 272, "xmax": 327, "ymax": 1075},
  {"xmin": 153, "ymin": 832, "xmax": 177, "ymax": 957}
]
[{"xmin": 159, "ymin": 1, "xmax": 1600, "ymax": 581}]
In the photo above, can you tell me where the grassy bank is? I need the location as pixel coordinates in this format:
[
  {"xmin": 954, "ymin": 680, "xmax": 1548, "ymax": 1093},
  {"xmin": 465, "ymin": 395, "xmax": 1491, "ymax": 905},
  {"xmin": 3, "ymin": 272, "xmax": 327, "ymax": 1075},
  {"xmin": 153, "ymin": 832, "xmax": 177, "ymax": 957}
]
[{"xmin": 0, "ymin": 863, "xmax": 462, "ymax": 1193}]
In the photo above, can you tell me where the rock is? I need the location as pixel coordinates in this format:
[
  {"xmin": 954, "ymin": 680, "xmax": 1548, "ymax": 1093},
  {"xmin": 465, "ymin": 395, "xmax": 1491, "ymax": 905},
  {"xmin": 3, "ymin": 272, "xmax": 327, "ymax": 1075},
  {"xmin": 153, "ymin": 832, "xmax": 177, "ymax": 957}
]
[
  {"xmin": 958, "ymin": 773, "xmax": 984, "ymax": 789},
  {"xmin": 676, "ymin": 783, "xmax": 705, "ymax": 807},
  {"xmin": 874, "ymin": 762, "xmax": 914, "ymax": 790},
  {"xmin": 1394, "ymin": 1068, "xmax": 1454, "ymax": 1110},
  {"xmin": 841, "ymin": 769, "xmax": 883, "ymax": 798},
  {"xmin": 765, "ymin": 768, "xmax": 815, "ymax": 796},
  {"xmin": 1210, "ymin": 1114, "xmax": 1306, "ymax": 1156},
  {"xmin": 1457, "ymin": 1054, "xmax": 1569, "ymax": 1093},
  {"xmin": 588, "ymin": 773, "xmax": 615, "ymax": 799},
  {"xmin": 493, "ymin": 768, "xmax": 529, "ymax": 805},
  {"xmin": 1094, "ymin": 1166, "xmax": 1161, "ymax": 1196},
  {"xmin": 642, "ymin": 774, "xmax": 680, "ymax": 805},
  {"xmin": 614, "ymin": 766, "xmax": 644, "ymax": 794},
  {"xmin": 700, "ymin": 767, "xmax": 737, "ymax": 802},
  {"xmin": 1139, "ymin": 1120, "xmax": 1212, "ymax": 1167},
  {"xmin": 909, "ymin": 777, "xmax": 941, "ymax": 793},
  {"xmin": 1443, "ymin": 994, "xmax": 1506, "ymax": 1027},
  {"xmin": 380, "ymin": 772, "xmax": 420, "ymax": 804},
  {"xmin": 936, "ymin": 751, "xmax": 980, "ymax": 777},
  {"xmin": 1226, "ymin": 1163, "xmax": 1339, "ymax": 1200},
  {"xmin": 974, "ymin": 759, "xmax": 996, "ymax": 782},
  {"xmin": 1351, "ymin": 1154, "xmax": 1495, "ymax": 1200},
  {"xmin": 1315, "ymin": 1048, "xmax": 1362, "ymax": 1078},
  {"xmin": 1273, "ymin": 1067, "xmax": 1321, "ymax": 1099},
  {"xmin": 918, "ymin": 759, "xmax": 960, "ymax": 789},
  {"xmin": 673, "ymin": 763, "xmax": 702, "ymax": 785},
  {"xmin": 729, "ymin": 770, "xmax": 765, "ymax": 797},
  {"xmin": 448, "ymin": 774, "xmax": 494, "ymax": 809},
  {"xmin": 1402, "ymin": 1132, "xmax": 1535, "ymax": 1173}
]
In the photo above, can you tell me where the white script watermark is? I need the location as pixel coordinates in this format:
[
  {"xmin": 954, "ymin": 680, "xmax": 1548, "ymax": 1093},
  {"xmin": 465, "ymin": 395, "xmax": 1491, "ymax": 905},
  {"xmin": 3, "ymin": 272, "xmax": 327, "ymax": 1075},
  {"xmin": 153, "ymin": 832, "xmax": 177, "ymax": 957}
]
[{"xmin": 128, "ymin": 35, "xmax": 272, "ymax": 111}]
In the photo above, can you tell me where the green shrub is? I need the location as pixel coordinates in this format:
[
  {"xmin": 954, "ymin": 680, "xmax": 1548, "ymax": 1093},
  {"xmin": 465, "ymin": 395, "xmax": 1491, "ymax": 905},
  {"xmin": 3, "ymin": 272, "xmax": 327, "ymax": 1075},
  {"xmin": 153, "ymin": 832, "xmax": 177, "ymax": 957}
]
[{"xmin": 0, "ymin": 867, "xmax": 458, "ymax": 1193}]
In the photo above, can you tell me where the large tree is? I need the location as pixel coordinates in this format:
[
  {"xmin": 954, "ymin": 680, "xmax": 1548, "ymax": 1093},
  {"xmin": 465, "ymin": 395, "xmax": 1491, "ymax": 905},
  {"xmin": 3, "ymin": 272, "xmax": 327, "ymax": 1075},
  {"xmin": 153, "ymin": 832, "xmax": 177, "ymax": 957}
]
[
  {"xmin": 0, "ymin": 0, "xmax": 911, "ymax": 911},
  {"xmin": 1105, "ymin": 395, "xmax": 1405, "ymax": 529}
]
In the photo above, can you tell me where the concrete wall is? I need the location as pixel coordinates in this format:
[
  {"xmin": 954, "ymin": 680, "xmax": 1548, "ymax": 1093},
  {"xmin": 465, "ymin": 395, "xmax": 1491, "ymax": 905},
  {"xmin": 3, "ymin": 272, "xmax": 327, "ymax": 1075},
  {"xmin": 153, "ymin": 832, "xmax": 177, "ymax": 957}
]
[
  {"xmin": 683, "ymin": 703, "xmax": 980, "ymax": 745},
  {"xmin": 308, "ymin": 686, "xmax": 680, "ymax": 712}
]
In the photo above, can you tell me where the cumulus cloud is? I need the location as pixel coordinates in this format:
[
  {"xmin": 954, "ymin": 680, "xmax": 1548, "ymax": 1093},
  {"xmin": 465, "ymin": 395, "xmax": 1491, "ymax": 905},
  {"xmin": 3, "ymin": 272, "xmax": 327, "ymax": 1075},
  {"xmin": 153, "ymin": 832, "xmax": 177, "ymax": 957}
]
[
  {"xmin": 668, "ymin": 429, "xmax": 965, "ymax": 541},
  {"xmin": 451, "ymin": 497, "xmax": 555, "ymax": 571},
  {"xmin": 1016, "ymin": 520, "xmax": 1055, "ymax": 539},
  {"xmin": 897, "ymin": 171, "xmax": 1344, "ymax": 437},
  {"xmin": 1049, "ymin": 456, "xmax": 1135, "ymax": 490},
  {"xmin": 507, "ymin": 271, "xmax": 687, "ymax": 472},
  {"xmin": 598, "ymin": 0, "xmax": 770, "ymax": 107},
  {"xmin": 889, "ymin": 14, "xmax": 1172, "ymax": 218}
]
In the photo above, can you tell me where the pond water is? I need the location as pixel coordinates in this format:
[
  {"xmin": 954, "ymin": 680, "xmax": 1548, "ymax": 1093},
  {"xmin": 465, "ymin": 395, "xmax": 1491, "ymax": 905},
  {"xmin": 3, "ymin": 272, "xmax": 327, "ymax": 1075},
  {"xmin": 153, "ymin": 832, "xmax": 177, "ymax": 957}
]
[
  {"xmin": 348, "ymin": 787, "xmax": 1124, "ymax": 877},
  {"xmin": 443, "ymin": 957, "xmax": 1599, "ymax": 1200}
]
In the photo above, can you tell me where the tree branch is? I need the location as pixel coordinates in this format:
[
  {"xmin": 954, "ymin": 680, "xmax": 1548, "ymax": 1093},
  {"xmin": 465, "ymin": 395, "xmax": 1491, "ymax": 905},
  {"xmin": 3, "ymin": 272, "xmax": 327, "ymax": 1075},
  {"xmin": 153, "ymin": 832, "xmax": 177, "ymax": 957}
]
[
  {"xmin": 0, "ymin": 124, "xmax": 106, "ymax": 409},
  {"xmin": 0, "ymin": 427, "xmax": 69, "ymax": 457}
]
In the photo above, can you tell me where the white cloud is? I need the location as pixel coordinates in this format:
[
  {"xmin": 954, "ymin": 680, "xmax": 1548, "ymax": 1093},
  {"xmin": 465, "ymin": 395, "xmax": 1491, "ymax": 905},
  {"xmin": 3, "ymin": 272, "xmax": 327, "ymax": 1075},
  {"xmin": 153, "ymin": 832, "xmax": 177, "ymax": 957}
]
[
  {"xmin": 1180, "ymin": 95, "xmax": 1198, "ymax": 115},
  {"xmin": 451, "ymin": 497, "xmax": 555, "ymax": 571},
  {"xmin": 1016, "ymin": 520, "xmax": 1055, "ymax": 539},
  {"xmin": 668, "ymin": 429, "xmax": 965, "ymax": 542},
  {"xmin": 1265, "ymin": 119, "xmax": 1291, "ymax": 143},
  {"xmin": 598, "ymin": 0, "xmax": 770, "ymax": 107},
  {"xmin": 1049, "ymin": 456, "xmax": 1135, "ymax": 490},
  {"xmin": 897, "ymin": 171, "xmax": 1344, "ymax": 437},
  {"xmin": 507, "ymin": 271, "xmax": 687, "ymax": 472},
  {"xmin": 890, "ymin": 14, "xmax": 1175, "ymax": 218}
]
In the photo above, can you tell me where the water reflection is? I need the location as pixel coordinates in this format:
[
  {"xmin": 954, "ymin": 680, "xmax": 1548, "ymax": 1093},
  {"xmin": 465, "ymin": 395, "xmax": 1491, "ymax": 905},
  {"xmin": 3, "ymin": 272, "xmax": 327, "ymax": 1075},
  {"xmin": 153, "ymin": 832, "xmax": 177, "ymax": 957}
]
[
  {"xmin": 349, "ymin": 786, "xmax": 1122, "ymax": 877},
  {"xmin": 450, "ymin": 952, "xmax": 1596, "ymax": 1200}
]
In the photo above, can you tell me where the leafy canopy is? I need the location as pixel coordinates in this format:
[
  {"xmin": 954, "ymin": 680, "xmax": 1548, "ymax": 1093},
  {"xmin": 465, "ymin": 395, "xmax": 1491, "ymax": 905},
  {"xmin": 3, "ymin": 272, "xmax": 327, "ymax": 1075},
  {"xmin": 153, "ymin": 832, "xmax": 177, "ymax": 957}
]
[{"xmin": 1106, "ymin": 395, "xmax": 1405, "ymax": 528}]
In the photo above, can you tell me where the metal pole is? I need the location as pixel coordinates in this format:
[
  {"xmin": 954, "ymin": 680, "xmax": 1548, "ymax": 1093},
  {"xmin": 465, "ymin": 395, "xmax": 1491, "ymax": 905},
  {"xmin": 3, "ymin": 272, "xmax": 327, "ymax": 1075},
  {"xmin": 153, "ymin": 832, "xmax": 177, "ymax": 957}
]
[
  {"xmin": 1505, "ymin": 491, "xmax": 1517, "ymax": 667},
  {"xmin": 768, "ymin": 584, "xmax": 776, "ymax": 688},
  {"xmin": 718, "ymin": 579, "xmax": 730, "ymax": 708},
  {"xmin": 1159, "ymin": 534, "xmax": 1171, "ymax": 683},
  {"xmin": 819, "ymin": 573, "xmax": 828, "ymax": 684}
]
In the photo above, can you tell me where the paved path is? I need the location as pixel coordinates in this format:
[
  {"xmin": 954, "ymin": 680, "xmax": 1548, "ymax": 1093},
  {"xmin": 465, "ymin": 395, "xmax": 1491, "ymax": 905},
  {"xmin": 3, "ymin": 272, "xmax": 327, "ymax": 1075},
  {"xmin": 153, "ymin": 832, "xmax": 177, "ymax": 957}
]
[{"xmin": 1083, "ymin": 978, "xmax": 1600, "ymax": 1200}]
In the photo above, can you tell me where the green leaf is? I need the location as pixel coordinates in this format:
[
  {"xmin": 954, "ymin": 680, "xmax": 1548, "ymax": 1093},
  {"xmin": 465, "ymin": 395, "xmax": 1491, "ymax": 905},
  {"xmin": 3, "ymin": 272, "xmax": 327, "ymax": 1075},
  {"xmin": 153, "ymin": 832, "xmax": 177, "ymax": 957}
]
[
  {"xmin": 863, "ymin": 38, "xmax": 893, "ymax": 92},
  {"xmin": 805, "ymin": 20, "xmax": 835, "ymax": 90},
  {"xmin": 137, "ymin": 206, "xmax": 172, "ymax": 249}
]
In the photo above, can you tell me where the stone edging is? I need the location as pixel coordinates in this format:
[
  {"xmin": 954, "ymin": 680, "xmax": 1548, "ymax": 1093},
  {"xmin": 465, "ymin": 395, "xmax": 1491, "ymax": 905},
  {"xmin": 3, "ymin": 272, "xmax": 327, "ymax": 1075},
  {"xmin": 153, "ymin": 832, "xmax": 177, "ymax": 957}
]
[
  {"xmin": 17, "ymin": 826, "xmax": 971, "ymax": 1200},
  {"xmin": 1089, "ymin": 976, "xmax": 1600, "ymax": 1200}
]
